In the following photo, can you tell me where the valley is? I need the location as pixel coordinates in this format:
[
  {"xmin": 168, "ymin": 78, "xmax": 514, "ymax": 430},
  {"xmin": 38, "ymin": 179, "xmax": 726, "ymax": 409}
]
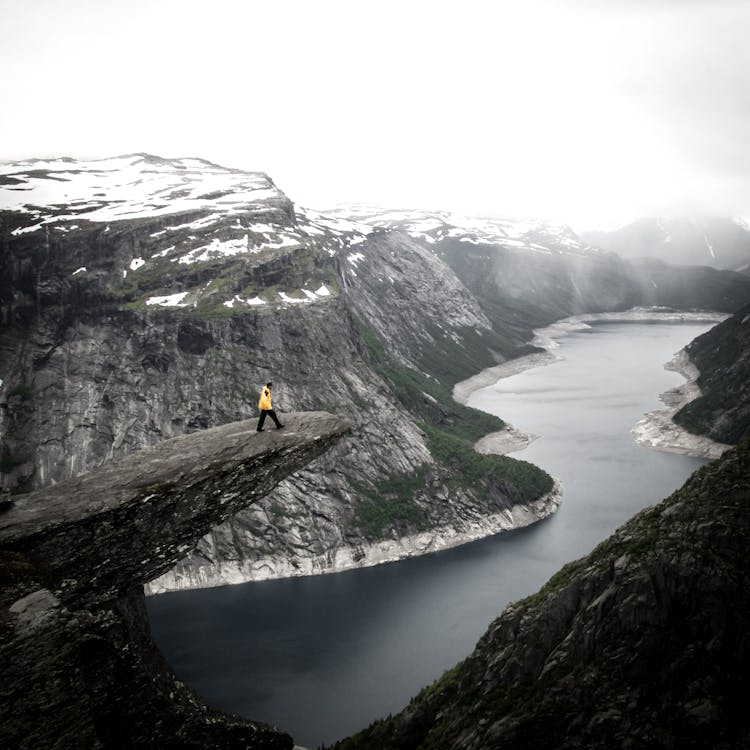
[{"xmin": 2, "ymin": 154, "xmax": 750, "ymax": 750}]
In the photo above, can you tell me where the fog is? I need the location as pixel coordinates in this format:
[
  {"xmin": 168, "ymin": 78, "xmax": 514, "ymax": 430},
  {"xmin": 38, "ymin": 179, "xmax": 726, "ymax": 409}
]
[{"xmin": 1, "ymin": 0, "xmax": 749, "ymax": 227}]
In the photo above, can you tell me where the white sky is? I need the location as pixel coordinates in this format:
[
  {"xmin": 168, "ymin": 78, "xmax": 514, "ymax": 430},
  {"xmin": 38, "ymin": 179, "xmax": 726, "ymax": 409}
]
[{"xmin": 2, "ymin": 0, "xmax": 749, "ymax": 228}]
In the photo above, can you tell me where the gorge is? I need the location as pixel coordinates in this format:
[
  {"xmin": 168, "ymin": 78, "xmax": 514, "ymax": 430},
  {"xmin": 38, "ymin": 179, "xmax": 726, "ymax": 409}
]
[
  {"xmin": 2, "ymin": 155, "xmax": 750, "ymax": 748},
  {"xmin": 0, "ymin": 413, "xmax": 348, "ymax": 749},
  {"xmin": 148, "ymin": 317, "xmax": 720, "ymax": 747}
]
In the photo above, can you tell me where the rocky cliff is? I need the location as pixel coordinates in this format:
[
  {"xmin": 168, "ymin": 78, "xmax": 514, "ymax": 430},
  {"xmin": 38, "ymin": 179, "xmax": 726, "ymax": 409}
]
[
  {"xmin": 673, "ymin": 300, "xmax": 750, "ymax": 445},
  {"xmin": 0, "ymin": 412, "xmax": 349, "ymax": 750},
  {"xmin": 330, "ymin": 439, "xmax": 750, "ymax": 750},
  {"xmin": 2, "ymin": 156, "xmax": 750, "ymax": 592}
]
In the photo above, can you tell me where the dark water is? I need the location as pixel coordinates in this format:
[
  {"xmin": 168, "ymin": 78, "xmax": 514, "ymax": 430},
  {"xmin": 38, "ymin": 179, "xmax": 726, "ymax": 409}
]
[{"xmin": 147, "ymin": 320, "xmax": 713, "ymax": 748}]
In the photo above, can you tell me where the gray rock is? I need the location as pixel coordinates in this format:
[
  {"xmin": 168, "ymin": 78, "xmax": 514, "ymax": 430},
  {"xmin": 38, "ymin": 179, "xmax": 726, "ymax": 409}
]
[{"xmin": 0, "ymin": 412, "xmax": 348, "ymax": 750}]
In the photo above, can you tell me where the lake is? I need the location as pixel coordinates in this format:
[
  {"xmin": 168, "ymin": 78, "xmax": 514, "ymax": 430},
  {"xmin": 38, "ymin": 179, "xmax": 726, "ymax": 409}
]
[{"xmin": 147, "ymin": 320, "xmax": 713, "ymax": 748}]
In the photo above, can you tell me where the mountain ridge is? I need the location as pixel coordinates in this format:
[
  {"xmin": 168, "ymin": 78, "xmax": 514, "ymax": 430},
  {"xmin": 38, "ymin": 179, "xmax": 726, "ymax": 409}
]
[
  {"xmin": 581, "ymin": 217, "xmax": 750, "ymax": 274},
  {"xmin": 329, "ymin": 439, "xmax": 750, "ymax": 750},
  {"xmin": 2, "ymin": 155, "xmax": 750, "ymax": 593}
]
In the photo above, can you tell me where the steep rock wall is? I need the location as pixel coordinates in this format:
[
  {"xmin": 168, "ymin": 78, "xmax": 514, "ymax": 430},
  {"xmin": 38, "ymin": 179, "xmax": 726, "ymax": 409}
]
[
  {"xmin": 0, "ymin": 412, "xmax": 349, "ymax": 750},
  {"xmin": 331, "ymin": 441, "xmax": 750, "ymax": 750},
  {"xmin": 4, "ymin": 166, "xmax": 750, "ymax": 592},
  {"xmin": 2, "ymin": 222, "xmax": 559, "ymax": 592}
]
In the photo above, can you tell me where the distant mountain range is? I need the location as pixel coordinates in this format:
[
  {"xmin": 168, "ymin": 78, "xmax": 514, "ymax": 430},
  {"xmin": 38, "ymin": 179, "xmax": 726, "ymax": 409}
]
[
  {"xmin": 3, "ymin": 154, "xmax": 750, "ymax": 750},
  {"xmin": 581, "ymin": 217, "xmax": 750, "ymax": 274}
]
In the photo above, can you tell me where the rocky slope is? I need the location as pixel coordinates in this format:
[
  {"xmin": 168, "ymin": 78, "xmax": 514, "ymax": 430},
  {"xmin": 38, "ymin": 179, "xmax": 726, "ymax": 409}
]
[
  {"xmin": 581, "ymin": 217, "xmax": 750, "ymax": 274},
  {"xmin": 2, "ymin": 156, "xmax": 750, "ymax": 592},
  {"xmin": 0, "ymin": 155, "xmax": 556, "ymax": 591},
  {"xmin": 330, "ymin": 439, "xmax": 750, "ymax": 750},
  {"xmin": 673, "ymin": 300, "xmax": 750, "ymax": 444},
  {"xmin": 0, "ymin": 412, "xmax": 348, "ymax": 750},
  {"xmin": 333, "ymin": 207, "xmax": 750, "ymax": 355}
]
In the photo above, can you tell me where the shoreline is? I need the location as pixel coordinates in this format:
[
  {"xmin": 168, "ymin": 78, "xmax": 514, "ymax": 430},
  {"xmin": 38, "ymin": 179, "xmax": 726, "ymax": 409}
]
[
  {"xmin": 630, "ymin": 349, "xmax": 732, "ymax": 459},
  {"xmin": 149, "ymin": 307, "xmax": 727, "ymax": 594},
  {"xmin": 454, "ymin": 307, "xmax": 730, "ymax": 459},
  {"xmin": 146, "ymin": 480, "xmax": 563, "ymax": 593}
]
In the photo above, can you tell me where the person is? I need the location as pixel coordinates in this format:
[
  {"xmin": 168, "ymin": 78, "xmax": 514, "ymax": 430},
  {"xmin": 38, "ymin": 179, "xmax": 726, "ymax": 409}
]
[{"xmin": 257, "ymin": 382, "xmax": 284, "ymax": 431}]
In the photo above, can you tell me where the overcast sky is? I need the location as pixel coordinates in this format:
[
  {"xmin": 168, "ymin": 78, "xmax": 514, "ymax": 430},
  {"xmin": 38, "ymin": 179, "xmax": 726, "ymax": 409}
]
[{"xmin": 2, "ymin": 0, "xmax": 749, "ymax": 227}]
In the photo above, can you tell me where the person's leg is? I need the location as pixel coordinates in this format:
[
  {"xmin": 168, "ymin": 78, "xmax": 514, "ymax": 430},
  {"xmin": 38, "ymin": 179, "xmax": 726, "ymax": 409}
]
[
  {"xmin": 269, "ymin": 409, "xmax": 283, "ymax": 428},
  {"xmin": 257, "ymin": 411, "xmax": 267, "ymax": 431}
]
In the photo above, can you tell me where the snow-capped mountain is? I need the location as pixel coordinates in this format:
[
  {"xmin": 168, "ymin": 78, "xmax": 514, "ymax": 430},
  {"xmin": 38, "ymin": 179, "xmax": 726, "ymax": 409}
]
[
  {"xmin": 581, "ymin": 217, "xmax": 750, "ymax": 274},
  {"xmin": 3, "ymin": 153, "xmax": 750, "ymax": 593},
  {"xmin": 324, "ymin": 204, "xmax": 598, "ymax": 256},
  {"xmin": 1, "ymin": 153, "xmax": 373, "ymax": 310}
]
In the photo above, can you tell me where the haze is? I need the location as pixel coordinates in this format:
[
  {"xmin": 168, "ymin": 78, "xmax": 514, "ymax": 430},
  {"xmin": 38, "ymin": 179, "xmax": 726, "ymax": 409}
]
[{"xmin": 2, "ymin": 0, "xmax": 749, "ymax": 228}]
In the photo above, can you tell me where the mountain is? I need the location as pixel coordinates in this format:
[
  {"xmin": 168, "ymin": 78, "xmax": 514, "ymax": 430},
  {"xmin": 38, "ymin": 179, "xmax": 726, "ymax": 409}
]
[
  {"xmin": 330, "ymin": 439, "xmax": 750, "ymax": 750},
  {"xmin": 2, "ymin": 156, "xmax": 750, "ymax": 594},
  {"xmin": 581, "ymin": 217, "xmax": 750, "ymax": 274},
  {"xmin": 673, "ymin": 300, "xmax": 750, "ymax": 444},
  {"xmin": 1, "ymin": 414, "xmax": 347, "ymax": 750}
]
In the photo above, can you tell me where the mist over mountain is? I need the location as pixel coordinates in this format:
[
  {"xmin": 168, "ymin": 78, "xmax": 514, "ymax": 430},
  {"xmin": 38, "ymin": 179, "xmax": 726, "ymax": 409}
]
[
  {"xmin": 2, "ymin": 154, "xmax": 750, "ymax": 593},
  {"xmin": 2, "ymin": 154, "xmax": 750, "ymax": 749},
  {"xmin": 581, "ymin": 217, "xmax": 750, "ymax": 274}
]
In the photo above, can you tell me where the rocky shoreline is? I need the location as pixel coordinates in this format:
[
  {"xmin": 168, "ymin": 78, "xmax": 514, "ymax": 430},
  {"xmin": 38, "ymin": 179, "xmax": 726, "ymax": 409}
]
[
  {"xmin": 631, "ymin": 349, "xmax": 732, "ymax": 459},
  {"xmin": 147, "ymin": 481, "xmax": 563, "ymax": 592},
  {"xmin": 148, "ymin": 308, "xmax": 725, "ymax": 594},
  {"xmin": 453, "ymin": 307, "xmax": 730, "ymax": 459}
]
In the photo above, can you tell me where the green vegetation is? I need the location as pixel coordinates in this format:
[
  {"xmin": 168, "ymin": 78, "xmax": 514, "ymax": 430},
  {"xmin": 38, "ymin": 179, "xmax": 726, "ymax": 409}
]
[
  {"xmin": 0, "ymin": 444, "xmax": 26, "ymax": 474},
  {"xmin": 352, "ymin": 468, "xmax": 430, "ymax": 540},
  {"xmin": 355, "ymin": 316, "xmax": 505, "ymax": 442},
  {"xmin": 268, "ymin": 502, "xmax": 291, "ymax": 519},
  {"xmin": 6, "ymin": 384, "xmax": 31, "ymax": 400},
  {"xmin": 420, "ymin": 423, "xmax": 553, "ymax": 502},
  {"xmin": 353, "ymin": 315, "xmax": 554, "ymax": 530},
  {"xmin": 672, "ymin": 309, "xmax": 750, "ymax": 445}
]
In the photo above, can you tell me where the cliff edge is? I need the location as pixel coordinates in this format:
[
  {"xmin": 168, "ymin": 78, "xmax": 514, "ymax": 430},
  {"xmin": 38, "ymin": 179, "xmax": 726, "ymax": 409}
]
[
  {"xmin": 332, "ymin": 440, "xmax": 750, "ymax": 750},
  {"xmin": 0, "ymin": 412, "xmax": 349, "ymax": 749}
]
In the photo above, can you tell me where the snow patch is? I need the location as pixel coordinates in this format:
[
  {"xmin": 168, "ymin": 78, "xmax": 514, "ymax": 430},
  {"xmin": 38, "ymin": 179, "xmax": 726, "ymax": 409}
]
[
  {"xmin": 0, "ymin": 155, "xmax": 284, "ymax": 230},
  {"xmin": 146, "ymin": 291, "xmax": 189, "ymax": 307},
  {"xmin": 151, "ymin": 245, "xmax": 175, "ymax": 258},
  {"xmin": 223, "ymin": 294, "xmax": 266, "ymax": 308},
  {"xmin": 177, "ymin": 236, "xmax": 250, "ymax": 264}
]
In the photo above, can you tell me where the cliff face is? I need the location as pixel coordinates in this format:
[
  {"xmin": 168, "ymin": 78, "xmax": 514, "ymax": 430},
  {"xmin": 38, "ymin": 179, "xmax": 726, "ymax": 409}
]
[
  {"xmin": 332, "ymin": 440, "xmax": 750, "ymax": 750},
  {"xmin": 673, "ymin": 300, "xmax": 750, "ymax": 444},
  {"xmin": 0, "ymin": 412, "xmax": 349, "ymax": 750},
  {"xmin": 2, "ymin": 156, "xmax": 750, "ymax": 592}
]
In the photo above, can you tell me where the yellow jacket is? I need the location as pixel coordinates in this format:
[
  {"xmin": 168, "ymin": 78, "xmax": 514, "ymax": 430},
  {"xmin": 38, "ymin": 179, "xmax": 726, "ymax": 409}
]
[{"xmin": 258, "ymin": 386, "xmax": 272, "ymax": 410}]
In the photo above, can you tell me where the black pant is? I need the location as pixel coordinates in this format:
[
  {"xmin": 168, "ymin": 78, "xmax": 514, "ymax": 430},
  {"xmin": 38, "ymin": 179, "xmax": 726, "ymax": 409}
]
[{"xmin": 257, "ymin": 409, "xmax": 282, "ymax": 430}]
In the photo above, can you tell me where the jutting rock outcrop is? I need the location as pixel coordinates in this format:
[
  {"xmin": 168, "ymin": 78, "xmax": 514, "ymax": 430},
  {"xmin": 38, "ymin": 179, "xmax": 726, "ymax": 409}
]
[
  {"xmin": 331, "ymin": 440, "xmax": 750, "ymax": 750},
  {"xmin": 0, "ymin": 412, "xmax": 349, "ymax": 750},
  {"xmin": 3, "ymin": 155, "xmax": 750, "ymax": 592}
]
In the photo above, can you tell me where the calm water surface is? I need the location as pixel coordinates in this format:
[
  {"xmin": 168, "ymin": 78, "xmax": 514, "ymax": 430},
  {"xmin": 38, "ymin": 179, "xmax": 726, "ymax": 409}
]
[{"xmin": 147, "ymin": 321, "xmax": 713, "ymax": 748}]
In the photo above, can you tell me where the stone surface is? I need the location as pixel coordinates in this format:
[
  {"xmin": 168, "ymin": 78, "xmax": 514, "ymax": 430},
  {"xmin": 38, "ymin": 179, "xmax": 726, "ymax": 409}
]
[
  {"xmin": 330, "ymin": 441, "xmax": 750, "ymax": 750},
  {"xmin": 3, "ymin": 157, "xmax": 750, "ymax": 594},
  {"xmin": 0, "ymin": 412, "xmax": 349, "ymax": 750}
]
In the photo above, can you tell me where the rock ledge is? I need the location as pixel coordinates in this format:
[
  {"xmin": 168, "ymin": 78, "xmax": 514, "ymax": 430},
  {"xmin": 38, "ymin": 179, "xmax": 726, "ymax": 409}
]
[{"xmin": 0, "ymin": 412, "xmax": 349, "ymax": 750}]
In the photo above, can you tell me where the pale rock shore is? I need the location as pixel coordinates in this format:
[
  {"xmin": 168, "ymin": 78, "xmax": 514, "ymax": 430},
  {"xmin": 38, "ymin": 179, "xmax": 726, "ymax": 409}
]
[
  {"xmin": 146, "ymin": 481, "xmax": 563, "ymax": 593},
  {"xmin": 149, "ymin": 307, "xmax": 722, "ymax": 594},
  {"xmin": 453, "ymin": 306, "xmax": 730, "ymax": 459},
  {"xmin": 631, "ymin": 349, "xmax": 732, "ymax": 459}
]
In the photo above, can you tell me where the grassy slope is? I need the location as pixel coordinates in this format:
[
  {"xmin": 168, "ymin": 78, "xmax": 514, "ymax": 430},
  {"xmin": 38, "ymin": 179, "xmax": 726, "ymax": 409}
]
[{"xmin": 351, "ymin": 318, "xmax": 553, "ymax": 539}]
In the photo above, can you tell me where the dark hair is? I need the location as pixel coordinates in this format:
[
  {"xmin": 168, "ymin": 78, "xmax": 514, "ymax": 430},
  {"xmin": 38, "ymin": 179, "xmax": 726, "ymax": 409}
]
[{"xmin": 266, "ymin": 382, "xmax": 273, "ymax": 388}]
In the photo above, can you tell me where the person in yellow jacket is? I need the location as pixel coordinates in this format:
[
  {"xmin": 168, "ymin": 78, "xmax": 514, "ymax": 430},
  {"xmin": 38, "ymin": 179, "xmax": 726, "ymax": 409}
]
[{"xmin": 257, "ymin": 382, "xmax": 284, "ymax": 431}]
